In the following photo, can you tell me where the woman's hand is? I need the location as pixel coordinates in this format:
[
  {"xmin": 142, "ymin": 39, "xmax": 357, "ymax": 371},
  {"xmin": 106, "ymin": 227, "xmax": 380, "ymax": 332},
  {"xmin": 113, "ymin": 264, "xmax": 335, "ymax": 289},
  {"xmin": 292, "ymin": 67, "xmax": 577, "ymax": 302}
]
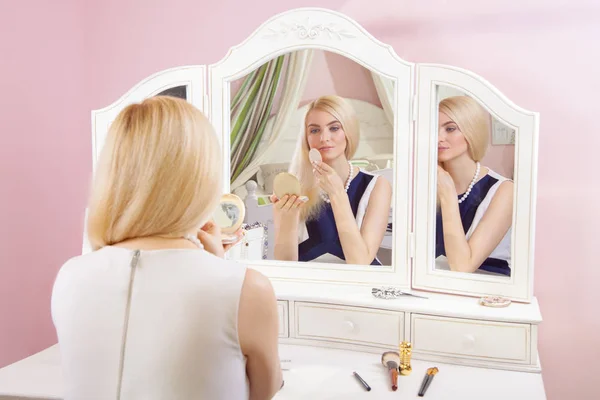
[
  {"xmin": 437, "ymin": 165, "xmax": 457, "ymax": 202},
  {"xmin": 312, "ymin": 161, "xmax": 345, "ymax": 197},
  {"xmin": 269, "ymin": 194, "xmax": 306, "ymax": 223},
  {"xmin": 197, "ymin": 220, "xmax": 244, "ymax": 258},
  {"xmin": 270, "ymin": 194, "xmax": 306, "ymax": 261}
]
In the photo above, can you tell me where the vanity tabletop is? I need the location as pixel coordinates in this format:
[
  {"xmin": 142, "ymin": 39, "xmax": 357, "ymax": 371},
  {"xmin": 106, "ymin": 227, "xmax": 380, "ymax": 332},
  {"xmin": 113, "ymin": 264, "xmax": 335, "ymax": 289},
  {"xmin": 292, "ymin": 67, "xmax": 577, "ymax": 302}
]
[
  {"xmin": 0, "ymin": 343, "xmax": 546, "ymax": 400},
  {"xmin": 277, "ymin": 344, "xmax": 546, "ymax": 399}
]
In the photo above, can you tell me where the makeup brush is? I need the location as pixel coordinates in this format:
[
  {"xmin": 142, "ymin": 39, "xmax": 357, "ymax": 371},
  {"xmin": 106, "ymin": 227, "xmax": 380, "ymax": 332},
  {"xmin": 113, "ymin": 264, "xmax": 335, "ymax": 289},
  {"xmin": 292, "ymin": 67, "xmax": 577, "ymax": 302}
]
[
  {"xmin": 418, "ymin": 367, "xmax": 439, "ymax": 397},
  {"xmin": 381, "ymin": 351, "xmax": 400, "ymax": 391}
]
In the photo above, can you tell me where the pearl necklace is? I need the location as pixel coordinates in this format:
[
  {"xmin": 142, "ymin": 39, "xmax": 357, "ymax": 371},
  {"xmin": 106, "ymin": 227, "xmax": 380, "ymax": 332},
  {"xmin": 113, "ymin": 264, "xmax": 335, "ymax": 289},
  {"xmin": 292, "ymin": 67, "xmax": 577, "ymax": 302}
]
[
  {"xmin": 458, "ymin": 162, "xmax": 480, "ymax": 204},
  {"xmin": 320, "ymin": 162, "xmax": 354, "ymax": 204}
]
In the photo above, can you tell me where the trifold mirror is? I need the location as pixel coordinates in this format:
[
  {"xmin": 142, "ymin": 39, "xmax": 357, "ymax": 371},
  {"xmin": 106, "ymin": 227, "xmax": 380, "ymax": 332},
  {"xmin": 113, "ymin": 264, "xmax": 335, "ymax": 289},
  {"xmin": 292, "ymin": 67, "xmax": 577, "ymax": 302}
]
[{"xmin": 88, "ymin": 8, "xmax": 538, "ymax": 302}]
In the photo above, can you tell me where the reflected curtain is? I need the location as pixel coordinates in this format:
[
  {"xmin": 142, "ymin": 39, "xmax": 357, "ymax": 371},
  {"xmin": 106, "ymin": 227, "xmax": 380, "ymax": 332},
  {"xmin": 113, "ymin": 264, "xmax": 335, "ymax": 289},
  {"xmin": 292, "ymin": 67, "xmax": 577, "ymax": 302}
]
[
  {"xmin": 371, "ymin": 71, "xmax": 394, "ymax": 125},
  {"xmin": 230, "ymin": 49, "xmax": 314, "ymax": 191},
  {"xmin": 230, "ymin": 55, "xmax": 286, "ymax": 182}
]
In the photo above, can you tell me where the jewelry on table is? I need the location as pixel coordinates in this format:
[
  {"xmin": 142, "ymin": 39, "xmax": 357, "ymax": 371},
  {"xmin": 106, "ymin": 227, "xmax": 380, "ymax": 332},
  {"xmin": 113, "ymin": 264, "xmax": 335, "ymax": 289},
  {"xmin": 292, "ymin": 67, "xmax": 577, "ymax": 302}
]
[{"xmin": 371, "ymin": 287, "xmax": 429, "ymax": 300}]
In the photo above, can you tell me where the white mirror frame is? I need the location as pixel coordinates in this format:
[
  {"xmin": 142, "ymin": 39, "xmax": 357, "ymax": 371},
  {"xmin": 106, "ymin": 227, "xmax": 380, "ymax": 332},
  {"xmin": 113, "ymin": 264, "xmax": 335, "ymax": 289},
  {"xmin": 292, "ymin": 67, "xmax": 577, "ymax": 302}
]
[
  {"xmin": 412, "ymin": 64, "xmax": 539, "ymax": 302},
  {"xmin": 207, "ymin": 8, "xmax": 413, "ymax": 287},
  {"xmin": 84, "ymin": 66, "xmax": 207, "ymax": 254},
  {"xmin": 84, "ymin": 8, "xmax": 540, "ymax": 300}
]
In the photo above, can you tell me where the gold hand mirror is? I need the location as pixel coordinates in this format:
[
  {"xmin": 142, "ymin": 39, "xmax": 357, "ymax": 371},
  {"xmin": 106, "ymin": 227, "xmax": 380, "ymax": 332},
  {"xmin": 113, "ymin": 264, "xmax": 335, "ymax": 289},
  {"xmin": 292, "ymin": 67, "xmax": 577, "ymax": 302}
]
[{"xmin": 213, "ymin": 193, "xmax": 246, "ymax": 244}]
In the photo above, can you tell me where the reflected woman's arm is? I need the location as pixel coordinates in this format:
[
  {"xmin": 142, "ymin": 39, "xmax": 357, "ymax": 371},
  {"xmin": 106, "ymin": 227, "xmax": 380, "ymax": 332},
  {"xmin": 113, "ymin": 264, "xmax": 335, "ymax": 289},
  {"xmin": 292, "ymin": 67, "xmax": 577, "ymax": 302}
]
[
  {"xmin": 438, "ymin": 166, "xmax": 513, "ymax": 272},
  {"xmin": 330, "ymin": 177, "xmax": 392, "ymax": 265},
  {"xmin": 271, "ymin": 194, "xmax": 306, "ymax": 261}
]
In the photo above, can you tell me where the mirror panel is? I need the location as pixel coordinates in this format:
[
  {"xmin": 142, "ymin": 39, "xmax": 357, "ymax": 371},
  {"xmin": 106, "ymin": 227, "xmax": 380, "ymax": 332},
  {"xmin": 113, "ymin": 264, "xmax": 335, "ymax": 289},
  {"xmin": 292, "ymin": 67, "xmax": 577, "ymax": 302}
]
[
  {"xmin": 434, "ymin": 85, "xmax": 514, "ymax": 278},
  {"xmin": 227, "ymin": 50, "xmax": 395, "ymax": 267},
  {"xmin": 86, "ymin": 68, "xmax": 207, "ymax": 255},
  {"xmin": 91, "ymin": 67, "xmax": 206, "ymax": 169},
  {"xmin": 207, "ymin": 8, "xmax": 413, "ymax": 286},
  {"xmin": 412, "ymin": 64, "xmax": 538, "ymax": 302},
  {"xmin": 156, "ymin": 85, "xmax": 188, "ymax": 100}
]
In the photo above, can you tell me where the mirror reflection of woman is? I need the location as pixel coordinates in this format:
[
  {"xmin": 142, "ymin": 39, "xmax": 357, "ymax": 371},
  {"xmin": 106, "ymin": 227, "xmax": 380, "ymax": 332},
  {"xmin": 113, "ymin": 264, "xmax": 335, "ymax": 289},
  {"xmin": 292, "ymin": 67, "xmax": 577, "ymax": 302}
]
[
  {"xmin": 436, "ymin": 96, "xmax": 513, "ymax": 276},
  {"xmin": 270, "ymin": 95, "xmax": 392, "ymax": 265}
]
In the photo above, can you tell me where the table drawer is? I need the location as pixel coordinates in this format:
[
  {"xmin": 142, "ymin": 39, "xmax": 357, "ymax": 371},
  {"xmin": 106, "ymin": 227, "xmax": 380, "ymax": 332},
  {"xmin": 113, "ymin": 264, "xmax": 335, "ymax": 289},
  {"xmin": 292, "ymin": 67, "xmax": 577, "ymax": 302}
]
[
  {"xmin": 295, "ymin": 302, "xmax": 403, "ymax": 347},
  {"xmin": 277, "ymin": 300, "xmax": 289, "ymax": 338},
  {"xmin": 411, "ymin": 314, "xmax": 530, "ymax": 363}
]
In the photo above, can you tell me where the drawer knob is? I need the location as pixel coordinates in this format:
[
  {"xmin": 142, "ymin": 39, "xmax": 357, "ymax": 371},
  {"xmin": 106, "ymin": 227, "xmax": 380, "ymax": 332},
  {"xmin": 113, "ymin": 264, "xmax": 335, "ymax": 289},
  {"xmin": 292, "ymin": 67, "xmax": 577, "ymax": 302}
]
[
  {"xmin": 344, "ymin": 320, "xmax": 356, "ymax": 332},
  {"xmin": 463, "ymin": 334, "xmax": 476, "ymax": 349}
]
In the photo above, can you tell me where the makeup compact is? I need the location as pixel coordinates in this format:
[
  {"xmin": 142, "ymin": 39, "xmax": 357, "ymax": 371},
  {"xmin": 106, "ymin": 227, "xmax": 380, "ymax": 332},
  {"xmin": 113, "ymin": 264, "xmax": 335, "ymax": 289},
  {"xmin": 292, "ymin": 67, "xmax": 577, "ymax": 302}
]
[
  {"xmin": 213, "ymin": 193, "xmax": 246, "ymax": 244},
  {"xmin": 273, "ymin": 172, "xmax": 301, "ymax": 198},
  {"xmin": 273, "ymin": 172, "xmax": 309, "ymax": 203}
]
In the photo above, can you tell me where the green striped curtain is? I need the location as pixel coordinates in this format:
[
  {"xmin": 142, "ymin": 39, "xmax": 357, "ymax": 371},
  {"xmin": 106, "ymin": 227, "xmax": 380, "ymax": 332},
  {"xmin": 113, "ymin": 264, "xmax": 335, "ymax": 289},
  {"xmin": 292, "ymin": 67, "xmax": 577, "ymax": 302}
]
[{"xmin": 230, "ymin": 55, "xmax": 286, "ymax": 182}]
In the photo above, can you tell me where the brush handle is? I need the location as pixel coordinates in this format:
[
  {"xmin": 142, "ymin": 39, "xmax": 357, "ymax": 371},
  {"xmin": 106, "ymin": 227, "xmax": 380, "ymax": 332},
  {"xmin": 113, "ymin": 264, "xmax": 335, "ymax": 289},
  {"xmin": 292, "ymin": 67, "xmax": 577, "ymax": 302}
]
[
  {"xmin": 390, "ymin": 368, "xmax": 398, "ymax": 391},
  {"xmin": 419, "ymin": 375, "xmax": 435, "ymax": 396},
  {"xmin": 418, "ymin": 374, "xmax": 431, "ymax": 397}
]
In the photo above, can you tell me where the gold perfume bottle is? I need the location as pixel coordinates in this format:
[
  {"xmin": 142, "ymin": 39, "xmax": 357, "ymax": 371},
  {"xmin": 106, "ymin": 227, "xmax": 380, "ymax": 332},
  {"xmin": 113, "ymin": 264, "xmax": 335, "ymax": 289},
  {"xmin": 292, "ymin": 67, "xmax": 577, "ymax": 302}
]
[{"xmin": 399, "ymin": 341, "xmax": 413, "ymax": 375}]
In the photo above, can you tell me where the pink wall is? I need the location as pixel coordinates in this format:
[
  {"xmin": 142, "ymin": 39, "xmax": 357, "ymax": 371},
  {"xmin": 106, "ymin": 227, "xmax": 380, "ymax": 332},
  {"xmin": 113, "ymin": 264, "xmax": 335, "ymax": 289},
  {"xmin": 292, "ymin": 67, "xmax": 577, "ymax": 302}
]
[
  {"xmin": 1, "ymin": 1, "xmax": 599, "ymax": 399},
  {"xmin": 299, "ymin": 50, "xmax": 382, "ymax": 107},
  {"xmin": 0, "ymin": 0, "xmax": 89, "ymax": 367},
  {"xmin": 483, "ymin": 143, "xmax": 514, "ymax": 179},
  {"xmin": 230, "ymin": 49, "xmax": 381, "ymax": 114}
]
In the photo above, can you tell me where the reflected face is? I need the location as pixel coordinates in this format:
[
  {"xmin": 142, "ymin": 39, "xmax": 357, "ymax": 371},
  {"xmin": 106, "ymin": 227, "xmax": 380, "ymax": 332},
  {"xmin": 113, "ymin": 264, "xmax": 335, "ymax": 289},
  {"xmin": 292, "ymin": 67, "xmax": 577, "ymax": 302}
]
[
  {"xmin": 438, "ymin": 112, "xmax": 469, "ymax": 163},
  {"xmin": 305, "ymin": 109, "xmax": 347, "ymax": 163}
]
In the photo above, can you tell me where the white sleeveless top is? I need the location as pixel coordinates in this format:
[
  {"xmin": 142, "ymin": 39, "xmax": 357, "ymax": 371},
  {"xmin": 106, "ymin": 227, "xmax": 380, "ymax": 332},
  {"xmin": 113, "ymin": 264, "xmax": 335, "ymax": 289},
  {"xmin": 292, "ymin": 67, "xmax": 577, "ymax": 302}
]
[
  {"xmin": 436, "ymin": 168, "xmax": 512, "ymax": 276},
  {"xmin": 464, "ymin": 169, "xmax": 512, "ymax": 266},
  {"xmin": 51, "ymin": 246, "xmax": 249, "ymax": 400}
]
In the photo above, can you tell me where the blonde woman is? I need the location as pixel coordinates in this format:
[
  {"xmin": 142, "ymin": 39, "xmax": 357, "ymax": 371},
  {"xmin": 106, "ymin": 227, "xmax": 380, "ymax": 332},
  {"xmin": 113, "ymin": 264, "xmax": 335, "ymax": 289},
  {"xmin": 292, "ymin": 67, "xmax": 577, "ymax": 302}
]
[
  {"xmin": 436, "ymin": 96, "xmax": 513, "ymax": 276},
  {"xmin": 270, "ymin": 95, "xmax": 392, "ymax": 265},
  {"xmin": 51, "ymin": 97, "xmax": 283, "ymax": 400}
]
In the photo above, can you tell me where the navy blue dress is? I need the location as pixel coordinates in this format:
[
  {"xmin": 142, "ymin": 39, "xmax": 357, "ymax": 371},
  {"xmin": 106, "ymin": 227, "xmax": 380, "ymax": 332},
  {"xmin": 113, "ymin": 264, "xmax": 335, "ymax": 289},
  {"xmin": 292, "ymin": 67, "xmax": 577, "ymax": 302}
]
[
  {"xmin": 298, "ymin": 171, "xmax": 382, "ymax": 265},
  {"xmin": 435, "ymin": 171, "xmax": 512, "ymax": 276}
]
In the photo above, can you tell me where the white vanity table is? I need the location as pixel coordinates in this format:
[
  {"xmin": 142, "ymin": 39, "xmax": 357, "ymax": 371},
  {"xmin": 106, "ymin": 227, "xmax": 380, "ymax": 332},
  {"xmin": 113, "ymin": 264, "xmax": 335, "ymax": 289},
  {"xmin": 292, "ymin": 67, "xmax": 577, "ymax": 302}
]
[
  {"xmin": 273, "ymin": 281, "xmax": 542, "ymax": 373},
  {"xmin": 0, "ymin": 7, "xmax": 546, "ymax": 400},
  {"xmin": 0, "ymin": 341, "xmax": 545, "ymax": 400},
  {"xmin": 0, "ymin": 280, "xmax": 545, "ymax": 399}
]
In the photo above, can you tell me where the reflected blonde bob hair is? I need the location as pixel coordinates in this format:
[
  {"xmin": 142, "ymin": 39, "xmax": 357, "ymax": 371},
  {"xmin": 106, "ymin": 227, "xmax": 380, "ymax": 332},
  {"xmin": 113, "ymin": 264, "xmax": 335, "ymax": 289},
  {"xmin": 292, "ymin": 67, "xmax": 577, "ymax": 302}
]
[
  {"xmin": 87, "ymin": 96, "xmax": 222, "ymax": 250},
  {"xmin": 289, "ymin": 95, "xmax": 360, "ymax": 221},
  {"xmin": 439, "ymin": 96, "xmax": 490, "ymax": 161}
]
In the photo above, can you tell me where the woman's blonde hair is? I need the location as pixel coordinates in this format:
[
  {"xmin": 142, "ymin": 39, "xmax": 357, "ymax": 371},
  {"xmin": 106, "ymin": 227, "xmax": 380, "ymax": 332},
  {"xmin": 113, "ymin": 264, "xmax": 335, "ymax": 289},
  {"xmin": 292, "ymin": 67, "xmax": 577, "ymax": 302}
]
[
  {"xmin": 87, "ymin": 96, "xmax": 222, "ymax": 250},
  {"xmin": 289, "ymin": 95, "xmax": 360, "ymax": 221},
  {"xmin": 439, "ymin": 96, "xmax": 490, "ymax": 161}
]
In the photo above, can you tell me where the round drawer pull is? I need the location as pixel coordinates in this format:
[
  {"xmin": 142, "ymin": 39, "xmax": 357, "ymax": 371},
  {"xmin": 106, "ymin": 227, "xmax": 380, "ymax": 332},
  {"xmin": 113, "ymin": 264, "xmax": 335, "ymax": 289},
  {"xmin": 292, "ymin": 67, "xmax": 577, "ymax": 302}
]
[
  {"xmin": 463, "ymin": 334, "xmax": 476, "ymax": 349},
  {"xmin": 344, "ymin": 320, "xmax": 355, "ymax": 332}
]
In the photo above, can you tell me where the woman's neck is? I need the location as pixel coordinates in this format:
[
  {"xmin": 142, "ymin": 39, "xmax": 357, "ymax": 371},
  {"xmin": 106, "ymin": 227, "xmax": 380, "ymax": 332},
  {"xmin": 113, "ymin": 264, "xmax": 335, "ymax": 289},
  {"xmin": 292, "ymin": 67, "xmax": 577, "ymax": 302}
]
[
  {"xmin": 442, "ymin": 156, "xmax": 482, "ymax": 195},
  {"xmin": 112, "ymin": 235, "xmax": 198, "ymax": 251}
]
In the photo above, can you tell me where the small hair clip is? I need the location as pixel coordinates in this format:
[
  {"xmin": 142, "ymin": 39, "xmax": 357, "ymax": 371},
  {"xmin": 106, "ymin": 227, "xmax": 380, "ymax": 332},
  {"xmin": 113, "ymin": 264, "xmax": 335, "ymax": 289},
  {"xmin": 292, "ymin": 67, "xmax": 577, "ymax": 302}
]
[{"xmin": 372, "ymin": 287, "xmax": 428, "ymax": 300}]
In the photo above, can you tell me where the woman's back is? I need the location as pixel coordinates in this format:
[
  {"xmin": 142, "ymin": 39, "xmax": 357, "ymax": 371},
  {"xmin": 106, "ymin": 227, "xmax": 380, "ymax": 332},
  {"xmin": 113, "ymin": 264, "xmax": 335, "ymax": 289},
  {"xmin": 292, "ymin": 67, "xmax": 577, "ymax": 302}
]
[{"xmin": 51, "ymin": 246, "xmax": 249, "ymax": 400}]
